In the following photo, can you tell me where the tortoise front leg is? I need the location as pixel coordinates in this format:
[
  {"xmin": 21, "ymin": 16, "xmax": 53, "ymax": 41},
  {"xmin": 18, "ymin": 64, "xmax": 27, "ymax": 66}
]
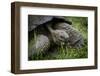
[{"xmin": 28, "ymin": 35, "xmax": 50, "ymax": 57}]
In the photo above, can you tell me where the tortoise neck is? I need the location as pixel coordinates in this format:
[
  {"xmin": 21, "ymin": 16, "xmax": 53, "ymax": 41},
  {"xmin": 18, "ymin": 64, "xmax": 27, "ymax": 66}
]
[{"xmin": 46, "ymin": 24, "xmax": 54, "ymax": 33}]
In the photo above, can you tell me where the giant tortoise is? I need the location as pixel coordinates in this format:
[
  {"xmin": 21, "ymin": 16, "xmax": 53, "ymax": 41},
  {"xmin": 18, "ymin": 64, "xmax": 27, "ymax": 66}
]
[{"xmin": 28, "ymin": 15, "xmax": 84, "ymax": 57}]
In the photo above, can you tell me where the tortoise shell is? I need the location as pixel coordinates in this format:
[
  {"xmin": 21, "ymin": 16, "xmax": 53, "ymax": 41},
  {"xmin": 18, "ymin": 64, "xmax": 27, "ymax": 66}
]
[{"xmin": 28, "ymin": 15, "xmax": 72, "ymax": 31}]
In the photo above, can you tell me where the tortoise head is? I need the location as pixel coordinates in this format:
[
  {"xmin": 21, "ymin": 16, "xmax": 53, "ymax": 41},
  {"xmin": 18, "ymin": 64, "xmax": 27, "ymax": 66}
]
[{"xmin": 51, "ymin": 30, "xmax": 69, "ymax": 45}]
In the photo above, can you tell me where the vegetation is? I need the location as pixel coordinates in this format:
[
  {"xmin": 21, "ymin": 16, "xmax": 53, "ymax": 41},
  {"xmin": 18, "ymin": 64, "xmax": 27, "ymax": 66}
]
[{"xmin": 28, "ymin": 16, "xmax": 88, "ymax": 60}]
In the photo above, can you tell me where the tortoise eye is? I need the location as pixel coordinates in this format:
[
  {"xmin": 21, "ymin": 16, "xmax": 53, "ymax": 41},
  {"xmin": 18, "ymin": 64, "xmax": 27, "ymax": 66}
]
[{"xmin": 60, "ymin": 35, "xmax": 65, "ymax": 39}]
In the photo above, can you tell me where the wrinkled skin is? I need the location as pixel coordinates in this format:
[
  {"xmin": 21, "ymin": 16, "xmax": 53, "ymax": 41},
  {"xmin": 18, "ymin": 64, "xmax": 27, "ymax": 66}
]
[
  {"xmin": 28, "ymin": 35, "xmax": 50, "ymax": 57},
  {"xmin": 47, "ymin": 24, "xmax": 69, "ymax": 45},
  {"xmin": 54, "ymin": 22, "xmax": 84, "ymax": 48},
  {"xmin": 51, "ymin": 30, "xmax": 69, "ymax": 45}
]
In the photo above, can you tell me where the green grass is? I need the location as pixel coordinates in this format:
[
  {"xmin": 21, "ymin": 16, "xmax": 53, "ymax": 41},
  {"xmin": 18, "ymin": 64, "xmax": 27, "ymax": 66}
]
[
  {"xmin": 28, "ymin": 16, "xmax": 88, "ymax": 60},
  {"xmin": 29, "ymin": 40, "xmax": 88, "ymax": 60}
]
